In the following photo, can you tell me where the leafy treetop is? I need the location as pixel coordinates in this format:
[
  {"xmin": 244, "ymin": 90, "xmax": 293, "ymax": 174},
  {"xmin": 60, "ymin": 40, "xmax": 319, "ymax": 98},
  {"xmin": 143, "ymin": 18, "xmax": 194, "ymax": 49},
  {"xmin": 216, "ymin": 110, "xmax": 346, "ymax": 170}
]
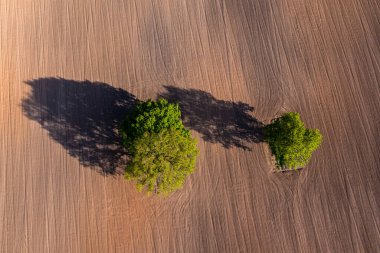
[
  {"xmin": 121, "ymin": 98, "xmax": 189, "ymax": 151},
  {"xmin": 264, "ymin": 112, "xmax": 322, "ymax": 170},
  {"xmin": 121, "ymin": 98, "xmax": 198, "ymax": 194},
  {"xmin": 125, "ymin": 128, "xmax": 198, "ymax": 195}
]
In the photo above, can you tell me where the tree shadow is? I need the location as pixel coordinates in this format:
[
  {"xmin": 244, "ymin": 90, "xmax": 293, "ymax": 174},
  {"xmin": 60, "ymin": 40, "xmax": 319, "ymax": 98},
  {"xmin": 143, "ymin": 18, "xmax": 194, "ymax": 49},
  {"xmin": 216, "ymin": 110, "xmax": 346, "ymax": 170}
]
[
  {"xmin": 22, "ymin": 77, "xmax": 137, "ymax": 175},
  {"xmin": 160, "ymin": 86, "xmax": 264, "ymax": 150},
  {"xmin": 22, "ymin": 79, "xmax": 263, "ymax": 175}
]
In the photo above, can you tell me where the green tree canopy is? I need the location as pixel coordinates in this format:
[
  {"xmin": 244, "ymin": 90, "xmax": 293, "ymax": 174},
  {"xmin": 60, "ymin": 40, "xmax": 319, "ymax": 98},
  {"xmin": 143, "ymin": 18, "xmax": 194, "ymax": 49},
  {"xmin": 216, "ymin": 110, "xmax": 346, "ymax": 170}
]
[
  {"xmin": 121, "ymin": 98, "xmax": 198, "ymax": 194},
  {"xmin": 121, "ymin": 98, "xmax": 189, "ymax": 150},
  {"xmin": 125, "ymin": 128, "xmax": 198, "ymax": 195},
  {"xmin": 264, "ymin": 112, "xmax": 322, "ymax": 170}
]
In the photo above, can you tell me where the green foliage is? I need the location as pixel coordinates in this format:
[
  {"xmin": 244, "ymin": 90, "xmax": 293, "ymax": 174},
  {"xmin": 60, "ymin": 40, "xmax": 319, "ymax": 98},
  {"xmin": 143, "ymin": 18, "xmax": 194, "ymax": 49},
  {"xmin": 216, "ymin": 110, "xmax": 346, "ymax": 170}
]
[
  {"xmin": 121, "ymin": 98, "xmax": 189, "ymax": 150},
  {"xmin": 125, "ymin": 129, "xmax": 198, "ymax": 195},
  {"xmin": 264, "ymin": 112, "xmax": 322, "ymax": 170},
  {"xmin": 121, "ymin": 98, "xmax": 198, "ymax": 194}
]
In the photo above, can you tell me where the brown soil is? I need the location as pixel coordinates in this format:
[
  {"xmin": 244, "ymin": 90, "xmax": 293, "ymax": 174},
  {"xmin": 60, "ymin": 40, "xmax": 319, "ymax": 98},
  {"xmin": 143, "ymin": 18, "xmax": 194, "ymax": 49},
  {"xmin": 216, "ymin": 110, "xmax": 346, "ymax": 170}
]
[{"xmin": 1, "ymin": 0, "xmax": 379, "ymax": 252}]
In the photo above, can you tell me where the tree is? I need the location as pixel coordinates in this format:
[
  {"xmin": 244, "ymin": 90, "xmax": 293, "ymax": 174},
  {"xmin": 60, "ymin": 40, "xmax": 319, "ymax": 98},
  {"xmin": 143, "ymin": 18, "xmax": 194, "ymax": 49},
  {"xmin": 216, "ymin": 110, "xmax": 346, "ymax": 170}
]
[
  {"xmin": 125, "ymin": 128, "xmax": 198, "ymax": 195},
  {"xmin": 264, "ymin": 112, "xmax": 322, "ymax": 170},
  {"xmin": 121, "ymin": 98, "xmax": 198, "ymax": 194},
  {"xmin": 121, "ymin": 98, "xmax": 189, "ymax": 150}
]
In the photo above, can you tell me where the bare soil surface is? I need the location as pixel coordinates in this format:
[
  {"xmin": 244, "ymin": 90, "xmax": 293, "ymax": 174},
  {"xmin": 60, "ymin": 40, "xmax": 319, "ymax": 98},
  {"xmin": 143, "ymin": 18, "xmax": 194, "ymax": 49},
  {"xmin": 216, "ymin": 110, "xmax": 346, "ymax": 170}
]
[{"xmin": 1, "ymin": 0, "xmax": 379, "ymax": 252}]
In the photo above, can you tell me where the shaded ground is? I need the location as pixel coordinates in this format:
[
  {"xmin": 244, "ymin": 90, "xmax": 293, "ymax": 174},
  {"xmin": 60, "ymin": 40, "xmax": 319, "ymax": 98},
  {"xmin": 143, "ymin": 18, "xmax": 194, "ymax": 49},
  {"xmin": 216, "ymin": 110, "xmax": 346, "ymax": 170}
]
[
  {"xmin": 22, "ymin": 79, "xmax": 262, "ymax": 175},
  {"xmin": 161, "ymin": 86, "xmax": 263, "ymax": 149},
  {"xmin": 22, "ymin": 78, "xmax": 136, "ymax": 174}
]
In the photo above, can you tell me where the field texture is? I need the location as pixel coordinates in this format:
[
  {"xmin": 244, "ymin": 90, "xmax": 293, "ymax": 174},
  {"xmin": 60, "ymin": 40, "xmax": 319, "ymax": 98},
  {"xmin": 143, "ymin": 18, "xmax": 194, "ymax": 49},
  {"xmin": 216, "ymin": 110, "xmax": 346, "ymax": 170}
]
[{"xmin": 1, "ymin": 0, "xmax": 379, "ymax": 252}]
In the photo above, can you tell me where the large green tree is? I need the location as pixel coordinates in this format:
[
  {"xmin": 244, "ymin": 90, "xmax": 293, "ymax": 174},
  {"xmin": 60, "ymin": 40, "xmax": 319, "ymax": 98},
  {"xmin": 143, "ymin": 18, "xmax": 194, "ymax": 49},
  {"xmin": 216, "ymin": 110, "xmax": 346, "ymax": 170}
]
[
  {"xmin": 264, "ymin": 112, "xmax": 322, "ymax": 170},
  {"xmin": 121, "ymin": 98, "xmax": 189, "ymax": 150},
  {"xmin": 125, "ymin": 129, "xmax": 198, "ymax": 194},
  {"xmin": 121, "ymin": 98, "xmax": 198, "ymax": 194}
]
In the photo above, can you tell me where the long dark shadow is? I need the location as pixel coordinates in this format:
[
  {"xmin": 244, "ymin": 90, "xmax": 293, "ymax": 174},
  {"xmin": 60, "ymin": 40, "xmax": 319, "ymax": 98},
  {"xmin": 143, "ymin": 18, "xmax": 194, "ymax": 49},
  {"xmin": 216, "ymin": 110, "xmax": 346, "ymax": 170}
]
[
  {"xmin": 22, "ymin": 77, "xmax": 136, "ymax": 175},
  {"xmin": 22, "ymin": 80, "xmax": 263, "ymax": 175},
  {"xmin": 160, "ymin": 86, "xmax": 264, "ymax": 150}
]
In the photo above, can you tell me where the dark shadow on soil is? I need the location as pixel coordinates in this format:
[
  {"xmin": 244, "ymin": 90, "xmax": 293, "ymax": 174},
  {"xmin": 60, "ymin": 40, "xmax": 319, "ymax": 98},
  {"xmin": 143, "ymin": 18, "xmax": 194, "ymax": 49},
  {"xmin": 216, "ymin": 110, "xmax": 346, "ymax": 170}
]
[
  {"xmin": 22, "ymin": 77, "xmax": 136, "ymax": 175},
  {"xmin": 22, "ymin": 80, "xmax": 263, "ymax": 174},
  {"xmin": 160, "ymin": 86, "xmax": 264, "ymax": 150}
]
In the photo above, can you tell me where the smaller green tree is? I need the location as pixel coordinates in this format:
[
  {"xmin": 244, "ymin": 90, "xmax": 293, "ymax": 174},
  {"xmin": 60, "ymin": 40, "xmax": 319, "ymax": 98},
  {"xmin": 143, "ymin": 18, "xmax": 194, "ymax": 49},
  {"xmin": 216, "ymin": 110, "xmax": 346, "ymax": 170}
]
[
  {"xmin": 264, "ymin": 112, "xmax": 322, "ymax": 170},
  {"xmin": 125, "ymin": 128, "xmax": 198, "ymax": 195}
]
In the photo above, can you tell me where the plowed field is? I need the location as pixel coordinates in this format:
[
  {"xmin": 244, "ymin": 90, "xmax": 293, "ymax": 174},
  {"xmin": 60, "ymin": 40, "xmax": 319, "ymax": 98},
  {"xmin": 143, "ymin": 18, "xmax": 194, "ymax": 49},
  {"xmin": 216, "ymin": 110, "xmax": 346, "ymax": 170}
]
[{"xmin": 1, "ymin": 0, "xmax": 379, "ymax": 252}]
